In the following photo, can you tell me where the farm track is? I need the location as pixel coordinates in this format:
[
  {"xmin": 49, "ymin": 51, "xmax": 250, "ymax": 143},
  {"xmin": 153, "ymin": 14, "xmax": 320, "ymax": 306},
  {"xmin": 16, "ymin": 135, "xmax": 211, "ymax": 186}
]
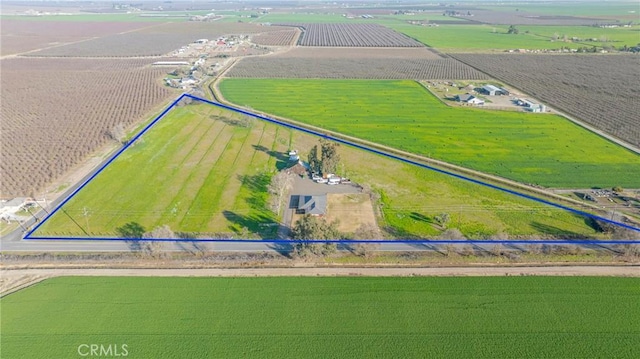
[
  {"xmin": 209, "ymin": 75, "xmax": 627, "ymax": 225},
  {"xmin": 2, "ymin": 266, "xmax": 639, "ymax": 290}
]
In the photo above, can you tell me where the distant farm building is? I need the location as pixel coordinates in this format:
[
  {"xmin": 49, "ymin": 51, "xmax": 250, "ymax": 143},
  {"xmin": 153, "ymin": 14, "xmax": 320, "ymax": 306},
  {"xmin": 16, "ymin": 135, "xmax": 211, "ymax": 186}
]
[
  {"xmin": 0, "ymin": 197, "xmax": 36, "ymax": 221},
  {"xmin": 297, "ymin": 194, "xmax": 327, "ymax": 216},
  {"xmin": 481, "ymin": 84, "xmax": 509, "ymax": 96},
  {"xmin": 152, "ymin": 61, "xmax": 190, "ymax": 66},
  {"xmin": 455, "ymin": 93, "xmax": 485, "ymax": 105},
  {"xmin": 180, "ymin": 77, "xmax": 197, "ymax": 85},
  {"xmin": 517, "ymin": 98, "xmax": 546, "ymax": 112}
]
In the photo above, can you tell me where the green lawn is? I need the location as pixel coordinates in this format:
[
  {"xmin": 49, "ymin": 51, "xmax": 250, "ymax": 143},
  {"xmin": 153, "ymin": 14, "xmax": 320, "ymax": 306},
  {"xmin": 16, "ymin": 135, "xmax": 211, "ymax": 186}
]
[
  {"xmin": 30, "ymin": 97, "xmax": 605, "ymax": 239},
  {"xmin": 219, "ymin": 79, "xmax": 640, "ymax": 189},
  {"xmin": 388, "ymin": 23, "xmax": 640, "ymax": 51},
  {"xmin": 2, "ymin": 276, "xmax": 638, "ymax": 358}
]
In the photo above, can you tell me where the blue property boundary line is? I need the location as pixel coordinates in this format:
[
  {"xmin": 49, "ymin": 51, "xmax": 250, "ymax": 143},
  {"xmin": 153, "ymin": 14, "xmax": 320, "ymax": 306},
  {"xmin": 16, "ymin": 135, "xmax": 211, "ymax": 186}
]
[{"xmin": 24, "ymin": 93, "xmax": 640, "ymax": 244}]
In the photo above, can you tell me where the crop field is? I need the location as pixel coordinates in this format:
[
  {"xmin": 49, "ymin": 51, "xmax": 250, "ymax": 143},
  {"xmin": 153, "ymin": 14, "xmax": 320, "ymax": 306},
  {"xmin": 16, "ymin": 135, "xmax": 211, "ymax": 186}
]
[
  {"xmin": 265, "ymin": 47, "xmax": 443, "ymax": 59},
  {"xmin": 255, "ymin": 13, "xmax": 365, "ymax": 24},
  {"xmin": 0, "ymin": 19, "xmax": 156, "ymax": 55},
  {"xmin": 389, "ymin": 23, "xmax": 640, "ymax": 52},
  {"xmin": 227, "ymin": 57, "xmax": 489, "ymax": 80},
  {"xmin": 0, "ymin": 13, "xmax": 183, "ymax": 23},
  {"xmin": 226, "ymin": 46, "xmax": 489, "ymax": 80},
  {"xmin": 384, "ymin": 14, "xmax": 470, "ymax": 23},
  {"xmin": 2, "ymin": 276, "xmax": 639, "ymax": 358},
  {"xmin": 220, "ymin": 79, "xmax": 640, "ymax": 189},
  {"xmin": 451, "ymin": 54, "xmax": 640, "ymax": 148},
  {"xmin": 477, "ymin": 2, "xmax": 640, "ymax": 22},
  {"xmin": 281, "ymin": 23, "xmax": 423, "ymax": 47},
  {"xmin": 31, "ymin": 99, "xmax": 605, "ymax": 239},
  {"xmin": 458, "ymin": 9, "xmax": 615, "ymax": 26},
  {"xmin": 250, "ymin": 28, "xmax": 300, "ymax": 46},
  {"xmin": 0, "ymin": 58, "xmax": 173, "ymax": 198},
  {"xmin": 26, "ymin": 22, "xmax": 295, "ymax": 57}
]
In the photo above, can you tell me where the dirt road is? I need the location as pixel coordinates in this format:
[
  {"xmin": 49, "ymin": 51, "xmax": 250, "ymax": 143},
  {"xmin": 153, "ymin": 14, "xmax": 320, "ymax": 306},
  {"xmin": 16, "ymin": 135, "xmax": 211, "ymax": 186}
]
[{"xmin": 3, "ymin": 265, "xmax": 638, "ymax": 297}]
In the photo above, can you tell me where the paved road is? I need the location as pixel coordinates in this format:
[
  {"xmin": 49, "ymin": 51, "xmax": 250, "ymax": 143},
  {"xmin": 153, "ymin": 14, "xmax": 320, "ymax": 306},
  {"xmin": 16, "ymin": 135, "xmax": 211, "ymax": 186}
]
[{"xmin": 0, "ymin": 238, "xmax": 459, "ymax": 253}]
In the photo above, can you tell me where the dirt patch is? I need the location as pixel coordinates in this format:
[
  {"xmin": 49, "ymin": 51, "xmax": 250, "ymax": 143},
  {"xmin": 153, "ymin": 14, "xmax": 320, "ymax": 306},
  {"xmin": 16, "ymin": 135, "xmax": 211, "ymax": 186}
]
[
  {"xmin": 0, "ymin": 272, "xmax": 49, "ymax": 297},
  {"xmin": 325, "ymin": 193, "xmax": 377, "ymax": 233}
]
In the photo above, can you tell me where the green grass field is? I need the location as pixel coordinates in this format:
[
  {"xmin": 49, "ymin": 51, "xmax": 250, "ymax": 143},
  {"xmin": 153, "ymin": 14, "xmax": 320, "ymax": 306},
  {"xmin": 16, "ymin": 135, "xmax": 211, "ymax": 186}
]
[
  {"xmin": 2, "ymin": 276, "xmax": 638, "ymax": 358},
  {"xmin": 477, "ymin": 2, "xmax": 640, "ymax": 21},
  {"xmin": 388, "ymin": 23, "xmax": 640, "ymax": 51},
  {"xmin": 252, "ymin": 13, "xmax": 368, "ymax": 23},
  {"xmin": 219, "ymin": 79, "xmax": 640, "ymax": 189},
  {"xmin": 31, "ymin": 99, "xmax": 604, "ymax": 239},
  {"xmin": 34, "ymin": 103, "xmax": 289, "ymax": 238}
]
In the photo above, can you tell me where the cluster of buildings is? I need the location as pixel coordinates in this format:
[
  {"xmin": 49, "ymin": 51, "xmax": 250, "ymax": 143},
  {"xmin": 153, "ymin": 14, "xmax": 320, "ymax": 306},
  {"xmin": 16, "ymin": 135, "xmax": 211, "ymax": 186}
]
[
  {"xmin": 189, "ymin": 13, "xmax": 219, "ymax": 22},
  {"xmin": 156, "ymin": 37, "xmax": 241, "ymax": 89},
  {"xmin": 454, "ymin": 84, "xmax": 509, "ymax": 106},
  {"xmin": 453, "ymin": 84, "xmax": 546, "ymax": 112}
]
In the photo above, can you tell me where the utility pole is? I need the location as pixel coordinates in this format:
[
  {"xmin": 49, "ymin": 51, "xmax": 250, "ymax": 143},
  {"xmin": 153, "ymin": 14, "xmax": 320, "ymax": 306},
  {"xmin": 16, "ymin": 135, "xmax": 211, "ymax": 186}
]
[{"xmin": 82, "ymin": 207, "xmax": 91, "ymax": 233}]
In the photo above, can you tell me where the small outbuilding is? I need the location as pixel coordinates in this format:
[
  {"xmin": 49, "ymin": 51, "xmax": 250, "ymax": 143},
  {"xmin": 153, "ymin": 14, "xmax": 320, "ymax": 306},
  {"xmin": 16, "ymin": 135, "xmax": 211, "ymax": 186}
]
[
  {"xmin": 297, "ymin": 194, "xmax": 327, "ymax": 216},
  {"xmin": 481, "ymin": 84, "xmax": 507, "ymax": 96},
  {"xmin": 455, "ymin": 93, "xmax": 485, "ymax": 105},
  {"xmin": 518, "ymin": 99, "xmax": 546, "ymax": 112},
  {"xmin": 0, "ymin": 197, "xmax": 35, "ymax": 217},
  {"xmin": 288, "ymin": 150, "xmax": 299, "ymax": 162}
]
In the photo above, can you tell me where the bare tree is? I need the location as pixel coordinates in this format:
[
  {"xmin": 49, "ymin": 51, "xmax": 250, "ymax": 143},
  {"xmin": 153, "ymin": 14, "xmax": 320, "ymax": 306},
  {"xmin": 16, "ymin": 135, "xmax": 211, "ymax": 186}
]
[
  {"xmin": 140, "ymin": 225, "xmax": 176, "ymax": 256},
  {"xmin": 526, "ymin": 243, "xmax": 543, "ymax": 255},
  {"xmin": 434, "ymin": 213, "xmax": 450, "ymax": 229},
  {"xmin": 352, "ymin": 223, "xmax": 382, "ymax": 257},
  {"xmin": 268, "ymin": 171, "xmax": 294, "ymax": 214},
  {"xmin": 438, "ymin": 228, "xmax": 466, "ymax": 239},
  {"xmin": 490, "ymin": 244, "xmax": 503, "ymax": 256},
  {"xmin": 143, "ymin": 224, "xmax": 177, "ymax": 239},
  {"xmin": 461, "ymin": 244, "xmax": 475, "ymax": 256},
  {"xmin": 290, "ymin": 215, "xmax": 341, "ymax": 258},
  {"xmin": 108, "ymin": 123, "xmax": 126, "ymax": 144}
]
